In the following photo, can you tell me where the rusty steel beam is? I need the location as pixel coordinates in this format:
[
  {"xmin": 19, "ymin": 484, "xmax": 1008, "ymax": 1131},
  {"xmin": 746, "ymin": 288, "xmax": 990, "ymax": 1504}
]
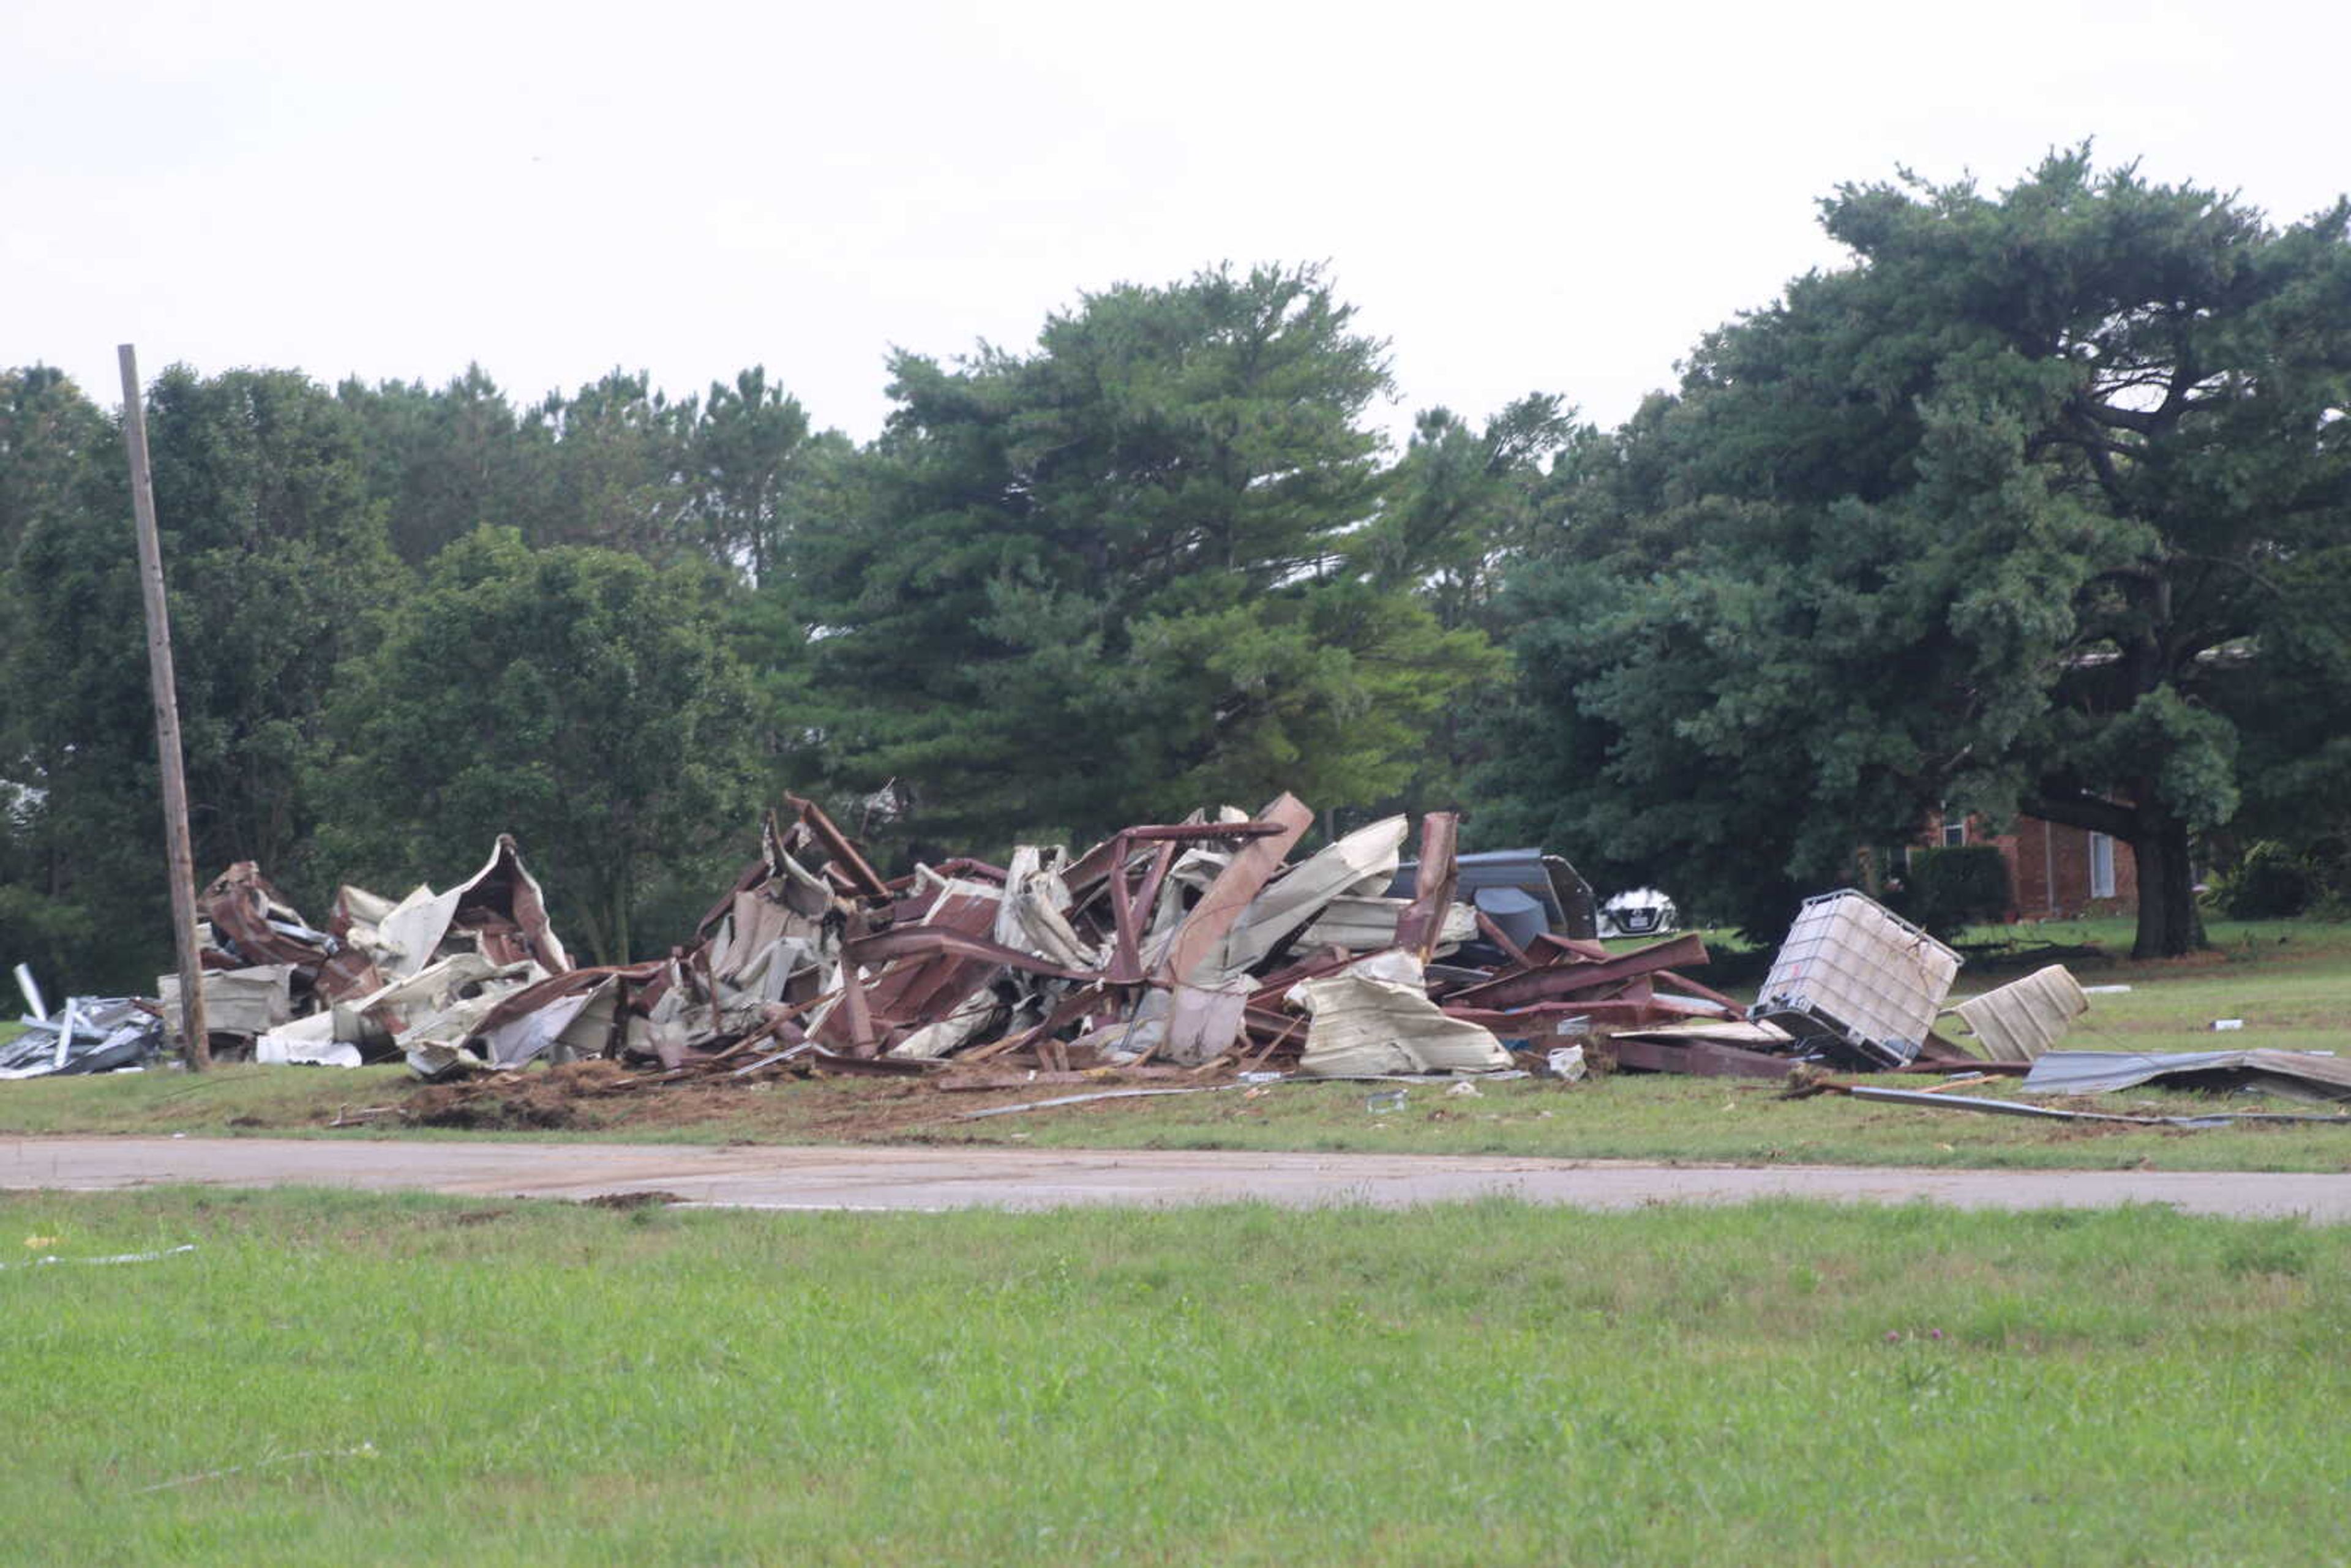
[
  {"xmin": 841, "ymin": 926, "xmax": 1102, "ymax": 983},
  {"xmin": 1439, "ymin": 996, "xmax": 1729, "ymax": 1032},
  {"xmin": 1605, "ymin": 1037, "xmax": 1796, "ymax": 1080},
  {"xmin": 786, "ymin": 793, "xmax": 891, "ymax": 899},
  {"xmin": 1443, "ymin": 932, "xmax": 1710, "ymax": 1013},
  {"xmin": 1063, "ymin": 820, "xmax": 1286, "ymax": 899},
  {"xmin": 1393, "ymin": 812, "xmax": 1458, "ymax": 963},
  {"xmin": 1155, "ymin": 794, "xmax": 1313, "ymax": 987}
]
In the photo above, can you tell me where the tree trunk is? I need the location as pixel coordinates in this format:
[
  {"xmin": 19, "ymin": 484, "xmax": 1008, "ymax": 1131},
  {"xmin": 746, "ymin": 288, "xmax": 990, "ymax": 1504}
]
[
  {"xmin": 2130, "ymin": 817, "xmax": 2207, "ymax": 959},
  {"xmin": 2022, "ymin": 787, "xmax": 2208, "ymax": 960}
]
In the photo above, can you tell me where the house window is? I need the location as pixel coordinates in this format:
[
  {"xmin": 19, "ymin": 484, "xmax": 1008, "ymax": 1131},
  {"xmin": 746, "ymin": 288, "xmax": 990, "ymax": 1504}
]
[
  {"xmin": 2089, "ymin": 831, "xmax": 2117, "ymax": 899},
  {"xmin": 1941, "ymin": 809, "xmax": 1966, "ymax": 848}
]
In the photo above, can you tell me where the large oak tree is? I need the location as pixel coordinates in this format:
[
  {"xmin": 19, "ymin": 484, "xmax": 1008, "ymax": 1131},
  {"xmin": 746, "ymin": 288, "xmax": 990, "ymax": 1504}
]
[{"xmin": 1480, "ymin": 151, "xmax": 2351, "ymax": 956}]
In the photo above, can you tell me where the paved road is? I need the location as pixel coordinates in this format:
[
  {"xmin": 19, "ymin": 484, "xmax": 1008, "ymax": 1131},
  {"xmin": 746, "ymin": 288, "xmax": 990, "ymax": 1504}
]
[{"xmin": 4, "ymin": 1136, "xmax": 2349, "ymax": 1220}]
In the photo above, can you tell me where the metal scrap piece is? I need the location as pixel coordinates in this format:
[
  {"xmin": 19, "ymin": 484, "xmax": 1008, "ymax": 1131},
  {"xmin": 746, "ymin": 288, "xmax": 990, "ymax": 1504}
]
[
  {"xmin": 1851, "ymin": 1084, "xmax": 2351, "ymax": 1127},
  {"xmin": 1752, "ymin": 890, "xmax": 1959, "ymax": 1069},
  {"xmin": 1948, "ymin": 966, "xmax": 2088, "ymax": 1063},
  {"xmin": 2020, "ymin": 1049, "xmax": 2351, "ymax": 1102}
]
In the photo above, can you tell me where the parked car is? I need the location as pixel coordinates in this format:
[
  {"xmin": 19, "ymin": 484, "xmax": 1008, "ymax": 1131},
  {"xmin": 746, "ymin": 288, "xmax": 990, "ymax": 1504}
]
[
  {"xmin": 1597, "ymin": 887, "xmax": 1678, "ymax": 939},
  {"xmin": 1389, "ymin": 849, "xmax": 1599, "ymax": 946}
]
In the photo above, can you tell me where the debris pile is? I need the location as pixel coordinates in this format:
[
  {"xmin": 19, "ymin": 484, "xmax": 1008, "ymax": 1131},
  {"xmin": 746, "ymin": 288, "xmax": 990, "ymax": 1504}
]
[
  {"xmin": 1591, "ymin": 888, "xmax": 2098, "ymax": 1079},
  {"xmin": 73, "ymin": 794, "xmax": 1763, "ymax": 1086},
  {"xmin": 132, "ymin": 837, "xmax": 578, "ymax": 1075},
  {"xmin": 629, "ymin": 795, "xmax": 1751, "ymax": 1090},
  {"xmin": 4, "ymin": 965, "xmax": 164, "ymax": 1080},
  {"xmin": 18, "ymin": 806, "xmax": 2224, "ymax": 1109}
]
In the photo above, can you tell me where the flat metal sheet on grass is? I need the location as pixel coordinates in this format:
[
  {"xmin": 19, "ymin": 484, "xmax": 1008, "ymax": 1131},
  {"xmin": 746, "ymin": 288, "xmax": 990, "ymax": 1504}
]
[
  {"xmin": 1851, "ymin": 1084, "xmax": 2351, "ymax": 1127},
  {"xmin": 2022, "ymin": 1049, "xmax": 2351, "ymax": 1101}
]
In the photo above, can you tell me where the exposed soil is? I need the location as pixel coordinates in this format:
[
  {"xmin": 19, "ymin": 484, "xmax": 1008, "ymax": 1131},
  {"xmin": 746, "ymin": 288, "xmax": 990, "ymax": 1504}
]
[
  {"xmin": 396, "ymin": 1057, "xmax": 1154, "ymax": 1140},
  {"xmin": 582, "ymin": 1190, "xmax": 686, "ymax": 1210}
]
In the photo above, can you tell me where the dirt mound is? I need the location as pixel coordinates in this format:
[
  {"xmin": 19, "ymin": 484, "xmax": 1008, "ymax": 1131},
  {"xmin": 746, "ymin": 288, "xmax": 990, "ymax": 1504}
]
[
  {"xmin": 406, "ymin": 1058, "xmax": 641, "ymax": 1130},
  {"xmin": 583, "ymin": 1190, "xmax": 686, "ymax": 1210}
]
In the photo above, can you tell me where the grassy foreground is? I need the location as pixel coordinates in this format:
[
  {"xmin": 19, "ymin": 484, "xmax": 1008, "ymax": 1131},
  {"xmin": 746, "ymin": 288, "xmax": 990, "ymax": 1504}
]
[{"xmin": 2, "ymin": 1188, "xmax": 2345, "ymax": 1566}]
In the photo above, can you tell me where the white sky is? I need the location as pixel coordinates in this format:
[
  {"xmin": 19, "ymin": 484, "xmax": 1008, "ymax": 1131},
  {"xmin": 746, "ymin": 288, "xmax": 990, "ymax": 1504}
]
[{"xmin": 8, "ymin": 0, "xmax": 2347, "ymax": 446}]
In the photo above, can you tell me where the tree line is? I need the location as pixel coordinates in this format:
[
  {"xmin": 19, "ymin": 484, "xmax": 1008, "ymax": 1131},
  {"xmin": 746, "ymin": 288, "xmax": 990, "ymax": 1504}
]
[{"xmin": 5, "ymin": 148, "xmax": 2349, "ymax": 988}]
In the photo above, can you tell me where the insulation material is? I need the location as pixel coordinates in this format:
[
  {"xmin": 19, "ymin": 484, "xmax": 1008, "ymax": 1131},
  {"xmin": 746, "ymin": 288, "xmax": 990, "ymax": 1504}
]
[
  {"xmin": 1300, "ymin": 897, "xmax": 1477, "ymax": 953},
  {"xmin": 1157, "ymin": 793, "xmax": 1314, "ymax": 987},
  {"xmin": 476, "ymin": 978, "xmax": 621, "ymax": 1068},
  {"xmin": 369, "ymin": 835, "xmax": 571, "ymax": 979},
  {"xmin": 349, "ymin": 953, "xmax": 538, "ymax": 1046},
  {"xmin": 1948, "ymin": 965, "xmax": 2088, "ymax": 1063},
  {"xmin": 158, "ymin": 965, "xmax": 291, "ymax": 1040},
  {"xmin": 994, "ymin": 846, "xmax": 1100, "ymax": 970},
  {"xmin": 1165, "ymin": 977, "xmax": 1253, "ymax": 1065},
  {"xmin": 1220, "ymin": 815, "xmax": 1409, "ymax": 972},
  {"xmin": 1291, "ymin": 955, "xmax": 1512, "ymax": 1077},
  {"xmin": 255, "ymin": 1011, "xmax": 362, "ymax": 1068},
  {"xmin": 888, "ymin": 991, "xmax": 1002, "ymax": 1060}
]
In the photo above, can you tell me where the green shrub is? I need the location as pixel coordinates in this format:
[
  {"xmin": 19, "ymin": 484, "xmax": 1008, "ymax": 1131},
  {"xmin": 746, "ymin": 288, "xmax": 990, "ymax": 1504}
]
[
  {"xmin": 1898, "ymin": 845, "xmax": 2012, "ymax": 937},
  {"xmin": 2212, "ymin": 841, "xmax": 2316, "ymax": 918}
]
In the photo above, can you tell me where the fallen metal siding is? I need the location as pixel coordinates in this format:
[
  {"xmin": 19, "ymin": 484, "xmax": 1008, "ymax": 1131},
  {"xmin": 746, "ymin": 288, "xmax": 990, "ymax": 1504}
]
[{"xmin": 2021, "ymin": 1049, "xmax": 2351, "ymax": 1101}]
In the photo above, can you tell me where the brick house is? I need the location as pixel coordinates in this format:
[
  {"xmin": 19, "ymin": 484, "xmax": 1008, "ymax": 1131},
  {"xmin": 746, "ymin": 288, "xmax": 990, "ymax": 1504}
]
[{"xmin": 1921, "ymin": 809, "xmax": 2138, "ymax": 920}]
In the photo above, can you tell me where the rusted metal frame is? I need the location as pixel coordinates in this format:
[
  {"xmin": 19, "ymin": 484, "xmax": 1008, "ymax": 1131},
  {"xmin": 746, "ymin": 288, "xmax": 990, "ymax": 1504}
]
[
  {"xmin": 1605, "ymin": 1037, "xmax": 1796, "ymax": 1079},
  {"xmin": 1128, "ymin": 838, "xmax": 1181, "ymax": 928},
  {"xmin": 958, "ymin": 982, "xmax": 1116, "ymax": 1065},
  {"xmin": 1155, "ymin": 794, "xmax": 1313, "ymax": 987},
  {"xmin": 1654, "ymin": 969, "xmax": 1744, "ymax": 1012},
  {"xmin": 805, "ymin": 1046, "xmax": 937, "ymax": 1077},
  {"xmin": 841, "ymin": 925, "xmax": 1101, "ymax": 983},
  {"xmin": 1063, "ymin": 821, "xmax": 1286, "ymax": 901},
  {"xmin": 1439, "ymin": 997, "xmax": 1726, "ymax": 1031},
  {"xmin": 1124, "ymin": 822, "xmax": 1288, "ymax": 844},
  {"xmin": 882, "ymin": 857, "xmax": 1008, "ymax": 895},
  {"xmin": 1094, "ymin": 838, "xmax": 1185, "ymax": 986},
  {"xmin": 1246, "ymin": 946, "xmax": 1357, "ymax": 1010},
  {"xmin": 1239, "ymin": 1013, "xmax": 1306, "ymax": 1071},
  {"xmin": 785, "ymin": 792, "xmax": 891, "ymax": 899},
  {"xmin": 694, "ymin": 853, "xmax": 775, "ymax": 942},
  {"xmin": 1103, "ymin": 833, "xmax": 1142, "ymax": 983},
  {"xmin": 1474, "ymin": 909, "xmax": 1534, "ymax": 968},
  {"xmin": 834, "ymin": 959, "xmax": 879, "ymax": 1055},
  {"xmin": 1444, "ymin": 932, "xmax": 1711, "ymax": 1012},
  {"xmin": 1393, "ymin": 812, "xmax": 1460, "ymax": 963},
  {"xmin": 863, "ymin": 888, "xmax": 1002, "ymax": 1019},
  {"xmin": 1526, "ymin": 932, "xmax": 1611, "ymax": 966},
  {"xmin": 470, "ymin": 959, "xmax": 671, "ymax": 1040}
]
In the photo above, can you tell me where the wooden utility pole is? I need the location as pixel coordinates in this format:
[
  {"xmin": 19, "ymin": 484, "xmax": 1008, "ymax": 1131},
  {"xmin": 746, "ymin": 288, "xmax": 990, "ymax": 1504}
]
[{"xmin": 117, "ymin": 344, "xmax": 209, "ymax": 1068}]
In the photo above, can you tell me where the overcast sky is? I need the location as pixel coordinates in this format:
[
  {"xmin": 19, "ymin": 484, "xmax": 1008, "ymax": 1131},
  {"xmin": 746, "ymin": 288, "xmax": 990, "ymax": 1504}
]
[{"xmin": 9, "ymin": 0, "xmax": 2347, "ymax": 445}]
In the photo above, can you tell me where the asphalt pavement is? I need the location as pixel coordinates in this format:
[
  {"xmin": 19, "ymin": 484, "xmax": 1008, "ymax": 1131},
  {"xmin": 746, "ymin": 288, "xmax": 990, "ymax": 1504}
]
[{"xmin": 5, "ymin": 1136, "xmax": 2348, "ymax": 1220}]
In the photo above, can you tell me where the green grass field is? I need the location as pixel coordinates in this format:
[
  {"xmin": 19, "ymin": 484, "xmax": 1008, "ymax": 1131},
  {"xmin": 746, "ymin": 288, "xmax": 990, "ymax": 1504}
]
[
  {"xmin": 2, "ymin": 1187, "xmax": 2344, "ymax": 1566},
  {"xmin": 4, "ymin": 916, "xmax": 2347, "ymax": 1171}
]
